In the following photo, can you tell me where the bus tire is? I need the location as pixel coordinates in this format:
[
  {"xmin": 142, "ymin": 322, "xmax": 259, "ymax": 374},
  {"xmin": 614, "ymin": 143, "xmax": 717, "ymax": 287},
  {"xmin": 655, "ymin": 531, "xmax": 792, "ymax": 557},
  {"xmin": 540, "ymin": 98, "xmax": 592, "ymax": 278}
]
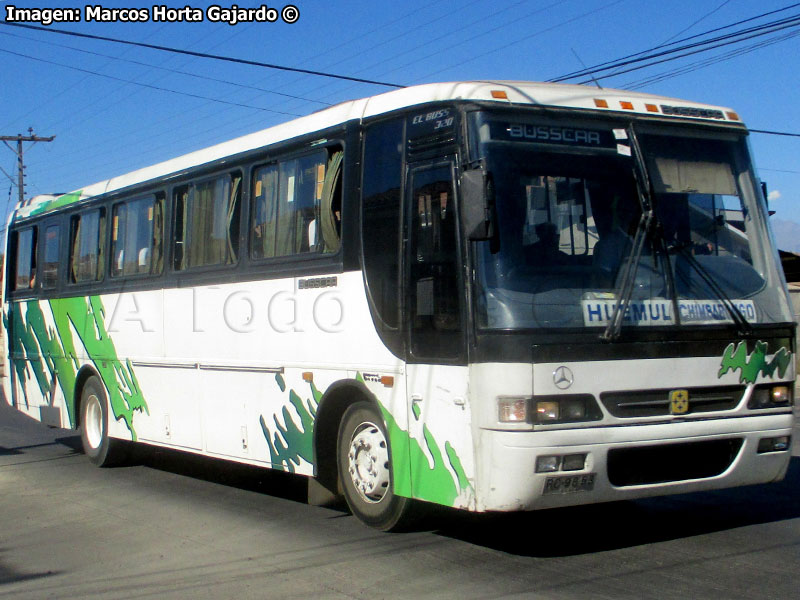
[
  {"xmin": 80, "ymin": 376, "xmax": 128, "ymax": 467},
  {"xmin": 337, "ymin": 401, "xmax": 411, "ymax": 531}
]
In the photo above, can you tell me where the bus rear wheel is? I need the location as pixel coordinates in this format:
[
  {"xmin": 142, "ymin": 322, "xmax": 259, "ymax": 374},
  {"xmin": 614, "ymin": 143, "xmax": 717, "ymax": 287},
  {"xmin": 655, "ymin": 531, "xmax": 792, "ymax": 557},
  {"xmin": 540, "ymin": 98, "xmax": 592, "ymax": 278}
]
[
  {"xmin": 337, "ymin": 401, "xmax": 411, "ymax": 531},
  {"xmin": 80, "ymin": 376, "xmax": 127, "ymax": 467}
]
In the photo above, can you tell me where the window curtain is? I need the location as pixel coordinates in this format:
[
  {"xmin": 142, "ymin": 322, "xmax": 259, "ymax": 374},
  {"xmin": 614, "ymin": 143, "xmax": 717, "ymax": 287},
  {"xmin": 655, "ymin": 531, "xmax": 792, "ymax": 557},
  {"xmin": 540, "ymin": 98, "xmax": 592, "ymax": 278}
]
[
  {"xmin": 184, "ymin": 175, "xmax": 240, "ymax": 268},
  {"xmin": 152, "ymin": 198, "xmax": 164, "ymax": 274},
  {"xmin": 71, "ymin": 217, "xmax": 82, "ymax": 283},
  {"xmin": 253, "ymin": 166, "xmax": 278, "ymax": 258},
  {"xmin": 276, "ymin": 161, "xmax": 301, "ymax": 256},
  {"xmin": 226, "ymin": 175, "xmax": 241, "ymax": 262},
  {"xmin": 320, "ymin": 150, "xmax": 343, "ymax": 253}
]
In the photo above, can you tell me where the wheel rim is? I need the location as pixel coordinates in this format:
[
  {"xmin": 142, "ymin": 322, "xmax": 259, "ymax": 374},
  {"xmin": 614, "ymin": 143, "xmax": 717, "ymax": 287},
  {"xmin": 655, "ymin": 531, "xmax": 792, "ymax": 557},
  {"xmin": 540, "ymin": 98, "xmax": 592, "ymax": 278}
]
[
  {"xmin": 347, "ymin": 421, "xmax": 390, "ymax": 503},
  {"xmin": 84, "ymin": 394, "xmax": 103, "ymax": 450}
]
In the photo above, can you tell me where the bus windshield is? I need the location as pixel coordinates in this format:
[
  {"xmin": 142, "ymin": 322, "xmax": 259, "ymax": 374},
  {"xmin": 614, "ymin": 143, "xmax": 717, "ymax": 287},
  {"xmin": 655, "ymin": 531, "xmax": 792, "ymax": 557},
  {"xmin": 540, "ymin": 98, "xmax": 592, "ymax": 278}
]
[{"xmin": 470, "ymin": 113, "xmax": 793, "ymax": 331}]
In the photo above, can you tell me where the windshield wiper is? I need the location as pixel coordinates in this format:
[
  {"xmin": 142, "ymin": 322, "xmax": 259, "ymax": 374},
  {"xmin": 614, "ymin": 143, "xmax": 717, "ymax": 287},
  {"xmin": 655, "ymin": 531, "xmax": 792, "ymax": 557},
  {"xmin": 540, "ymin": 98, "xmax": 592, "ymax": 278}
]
[
  {"xmin": 670, "ymin": 243, "xmax": 753, "ymax": 335},
  {"xmin": 602, "ymin": 126, "xmax": 654, "ymax": 342},
  {"xmin": 601, "ymin": 212, "xmax": 653, "ymax": 341}
]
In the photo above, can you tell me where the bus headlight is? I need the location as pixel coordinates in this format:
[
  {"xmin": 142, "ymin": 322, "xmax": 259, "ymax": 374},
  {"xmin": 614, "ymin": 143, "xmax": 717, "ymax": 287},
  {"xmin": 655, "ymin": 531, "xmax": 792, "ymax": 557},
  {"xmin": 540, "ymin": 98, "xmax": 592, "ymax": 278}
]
[
  {"xmin": 497, "ymin": 395, "xmax": 603, "ymax": 425},
  {"xmin": 748, "ymin": 385, "xmax": 793, "ymax": 409},
  {"xmin": 532, "ymin": 395, "xmax": 602, "ymax": 424},
  {"xmin": 535, "ymin": 401, "xmax": 560, "ymax": 422}
]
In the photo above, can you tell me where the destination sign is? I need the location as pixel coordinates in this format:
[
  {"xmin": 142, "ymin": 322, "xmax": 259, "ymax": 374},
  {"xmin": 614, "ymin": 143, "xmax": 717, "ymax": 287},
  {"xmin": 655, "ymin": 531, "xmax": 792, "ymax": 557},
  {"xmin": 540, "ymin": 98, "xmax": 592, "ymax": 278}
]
[
  {"xmin": 488, "ymin": 121, "xmax": 615, "ymax": 148},
  {"xmin": 581, "ymin": 299, "xmax": 757, "ymax": 327}
]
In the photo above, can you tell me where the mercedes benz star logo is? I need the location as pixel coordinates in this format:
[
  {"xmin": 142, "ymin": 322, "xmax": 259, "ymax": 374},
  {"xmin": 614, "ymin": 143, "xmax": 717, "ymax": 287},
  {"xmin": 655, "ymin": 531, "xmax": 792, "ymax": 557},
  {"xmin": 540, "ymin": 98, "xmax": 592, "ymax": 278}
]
[{"xmin": 553, "ymin": 366, "xmax": 574, "ymax": 390}]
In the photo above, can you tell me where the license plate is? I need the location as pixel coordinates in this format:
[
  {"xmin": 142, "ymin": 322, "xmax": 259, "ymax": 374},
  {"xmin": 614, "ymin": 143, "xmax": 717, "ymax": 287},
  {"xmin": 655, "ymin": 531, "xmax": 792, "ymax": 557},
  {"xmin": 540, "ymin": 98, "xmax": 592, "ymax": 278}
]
[{"xmin": 543, "ymin": 473, "xmax": 596, "ymax": 495}]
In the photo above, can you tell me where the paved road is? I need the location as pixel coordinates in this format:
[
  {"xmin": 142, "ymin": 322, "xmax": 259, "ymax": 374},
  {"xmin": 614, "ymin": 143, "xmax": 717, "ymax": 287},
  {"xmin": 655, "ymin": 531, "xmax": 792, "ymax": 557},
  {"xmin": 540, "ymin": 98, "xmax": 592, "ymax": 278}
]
[{"xmin": 1, "ymin": 400, "xmax": 799, "ymax": 600}]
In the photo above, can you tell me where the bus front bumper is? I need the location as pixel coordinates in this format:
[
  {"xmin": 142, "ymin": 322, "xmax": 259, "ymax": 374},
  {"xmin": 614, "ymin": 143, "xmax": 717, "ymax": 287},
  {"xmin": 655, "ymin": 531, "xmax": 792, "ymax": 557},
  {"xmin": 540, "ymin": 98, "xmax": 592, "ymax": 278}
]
[{"xmin": 477, "ymin": 413, "xmax": 794, "ymax": 512}]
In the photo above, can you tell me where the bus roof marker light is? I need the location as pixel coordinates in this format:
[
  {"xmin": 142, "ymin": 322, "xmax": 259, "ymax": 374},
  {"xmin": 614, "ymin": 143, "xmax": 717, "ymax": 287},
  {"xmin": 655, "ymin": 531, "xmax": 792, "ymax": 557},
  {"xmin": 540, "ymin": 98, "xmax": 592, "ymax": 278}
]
[
  {"xmin": 594, "ymin": 99, "xmax": 608, "ymax": 108},
  {"xmin": 726, "ymin": 111, "xmax": 741, "ymax": 121},
  {"xmin": 380, "ymin": 376, "xmax": 394, "ymax": 388},
  {"xmin": 645, "ymin": 104, "xmax": 659, "ymax": 113},
  {"xmin": 620, "ymin": 101, "xmax": 634, "ymax": 110},
  {"xmin": 491, "ymin": 90, "xmax": 509, "ymax": 100},
  {"xmin": 302, "ymin": 372, "xmax": 314, "ymax": 383}
]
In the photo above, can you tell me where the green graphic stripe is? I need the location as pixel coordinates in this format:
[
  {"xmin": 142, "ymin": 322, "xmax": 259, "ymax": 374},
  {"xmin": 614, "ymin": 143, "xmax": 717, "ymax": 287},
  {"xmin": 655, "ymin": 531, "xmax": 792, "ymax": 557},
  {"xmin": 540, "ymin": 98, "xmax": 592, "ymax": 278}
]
[
  {"xmin": 379, "ymin": 401, "xmax": 471, "ymax": 507},
  {"xmin": 718, "ymin": 341, "xmax": 793, "ymax": 384},
  {"xmin": 5, "ymin": 296, "xmax": 148, "ymax": 439},
  {"xmin": 258, "ymin": 372, "xmax": 471, "ymax": 507},
  {"xmin": 28, "ymin": 190, "xmax": 84, "ymax": 217},
  {"xmin": 261, "ymin": 374, "xmax": 319, "ymax": 472}
]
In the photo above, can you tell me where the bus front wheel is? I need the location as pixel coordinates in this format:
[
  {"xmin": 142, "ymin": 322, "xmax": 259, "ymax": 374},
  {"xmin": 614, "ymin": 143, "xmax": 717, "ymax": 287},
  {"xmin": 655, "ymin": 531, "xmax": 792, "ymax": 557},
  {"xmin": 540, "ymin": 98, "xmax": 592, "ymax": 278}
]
[
  {"xmin": 337, "ymin": 401, "xmax": 410, "ymax": 530},
  {"xmin": 80, "ymin": 376, "xmax": 127, "ymax": 467}
]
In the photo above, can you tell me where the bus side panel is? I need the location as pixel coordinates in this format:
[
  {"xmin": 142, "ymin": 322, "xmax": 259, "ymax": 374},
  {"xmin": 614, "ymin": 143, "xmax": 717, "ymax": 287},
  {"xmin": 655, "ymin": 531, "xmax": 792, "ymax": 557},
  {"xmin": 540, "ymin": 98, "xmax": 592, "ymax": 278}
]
[
  {"xmin": 148, "ymin": 271, "xmax": 406, "ymax": 475},
  {"xmin": 4, "ymin": 298, "xmax": 75, "ymax": 427},
  {"xmin": 404, "ymin": 364, "xmax": 476, "ymax": 510},
  {"xmin": 1, "ymin": 295, "xmax": 147, "ymax": 435}
]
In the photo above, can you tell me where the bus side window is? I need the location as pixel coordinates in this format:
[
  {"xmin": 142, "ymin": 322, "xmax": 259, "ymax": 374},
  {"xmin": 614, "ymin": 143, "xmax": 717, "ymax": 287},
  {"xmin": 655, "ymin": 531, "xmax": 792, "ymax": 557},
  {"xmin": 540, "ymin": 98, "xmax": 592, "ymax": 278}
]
[
  {"xmin": 12, "ymin": 227, "xmax": 38, "ymax": 291},
  {"xmin": 362, "ymin": 119, "xmax": 403, "ymax": 336},
  {"xmin": 276, "ymin": 152, "xmax": 325, "ymax": 256},
  {"xmin": 41, "ymin": 224, "xmax": 60, "ymax": 289},
  {"xmin": 251, "ymin": 149, "xmax": 340, "ymax": 259},
  {"xmin": 69, "ymin": 209, "xmax": 106, "ymax": 284},
  {"xmin": 111, "ymin": 195, "xmax": 164, "ymax": 277},
  {"xmin": 174, "ymin": 173, "xmax": 241, "ymax": 270}
]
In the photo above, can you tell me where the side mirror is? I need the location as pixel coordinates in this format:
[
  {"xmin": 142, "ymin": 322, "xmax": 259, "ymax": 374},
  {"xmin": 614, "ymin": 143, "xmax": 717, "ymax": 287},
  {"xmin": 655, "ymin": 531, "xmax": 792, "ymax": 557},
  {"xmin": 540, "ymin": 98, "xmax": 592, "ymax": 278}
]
[{"xmin": 460, "ymin": 167, "xmax": 494, "ymax": 241}]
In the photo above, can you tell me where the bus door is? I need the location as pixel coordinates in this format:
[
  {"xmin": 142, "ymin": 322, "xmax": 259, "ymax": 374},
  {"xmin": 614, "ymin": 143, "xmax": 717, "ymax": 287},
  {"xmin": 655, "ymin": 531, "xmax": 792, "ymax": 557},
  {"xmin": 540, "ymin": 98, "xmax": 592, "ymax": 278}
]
[{"xmin": 403, "ymin": 159, "xmax": 470, "ymax": 501}]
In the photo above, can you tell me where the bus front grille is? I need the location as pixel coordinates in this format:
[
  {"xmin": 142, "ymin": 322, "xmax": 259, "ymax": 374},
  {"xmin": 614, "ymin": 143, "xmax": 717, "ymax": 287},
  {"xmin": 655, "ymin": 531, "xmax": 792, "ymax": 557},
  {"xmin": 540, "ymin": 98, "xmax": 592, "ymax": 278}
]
[
  {"xmin": 600, "ymin": 386, "xmax": 744, "ymax": 418},
  {"xmin": 607, "ymin": 438, "xmax": 743, "ymax": 487}
]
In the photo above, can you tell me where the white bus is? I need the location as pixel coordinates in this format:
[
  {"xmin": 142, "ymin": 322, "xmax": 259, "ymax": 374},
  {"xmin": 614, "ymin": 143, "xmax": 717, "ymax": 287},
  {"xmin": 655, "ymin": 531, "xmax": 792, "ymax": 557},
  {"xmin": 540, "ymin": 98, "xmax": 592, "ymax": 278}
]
[{"xmin": 2, "ymin": 81, "xmax": 796, "ymax": 530}]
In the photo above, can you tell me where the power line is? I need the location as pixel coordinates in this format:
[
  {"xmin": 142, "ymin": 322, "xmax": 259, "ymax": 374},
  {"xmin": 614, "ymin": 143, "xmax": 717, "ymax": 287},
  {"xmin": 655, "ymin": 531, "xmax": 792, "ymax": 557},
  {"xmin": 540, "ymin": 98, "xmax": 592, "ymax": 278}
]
[
  {"xmin": 622, "ymin": 29, "xmax": 800, "ymax": 90},
  {"xmin": 750, "ymin": 129, "xmax": 800, "ymax": 137},
  {"xmin": 552, "ymin": 3, "xmax": 800, "ymax": 81},
  {"xmin": 571, "ymin": 17, "xmax": 800, "ymax": 85},
  {"xmin": 408, "ymin": 0, "xmax": 626, "ymax": 84},
  {"xmin": 0, "ymin": 29, "xmax": 333, "ymax": 107},
  {"xmin": 0, "ymin": 48, "xmax": 305, "ymax": 116},
  {"xmin": 248, "ymin": 0, "xmax": 502, "ymax": 113},
  {"xmin": 658, "ymin": 0, "xmax": 733, "ymax": 46},
  {"xmin": 0, "ymin": 21, "xmax": 406, "ymax": 89},
  {"xmin": 761, "ymin": 168, "xmax": 800, "ymax": 174},
  {"xmin": 354, "ymin": 0, "xmax": 570, "ymax": 83},
  {"xmin": 14, "ymin": 19, "xmax": 272, "ymax": 164},
  {"xmin": 552, "ymin": 12, "xmax": 800, "ymax": 83},
  {"xmin": 0, "ymin": 164, "xmax": 16, "ymax": 186}
]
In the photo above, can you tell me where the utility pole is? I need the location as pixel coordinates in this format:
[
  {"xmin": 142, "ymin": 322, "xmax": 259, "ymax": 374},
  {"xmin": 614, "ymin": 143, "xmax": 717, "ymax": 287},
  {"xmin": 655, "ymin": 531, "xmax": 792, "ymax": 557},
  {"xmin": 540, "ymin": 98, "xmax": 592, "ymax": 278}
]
[{"xmin": 1, "ymin": 128, "xmax": 55, "ymax": 207}]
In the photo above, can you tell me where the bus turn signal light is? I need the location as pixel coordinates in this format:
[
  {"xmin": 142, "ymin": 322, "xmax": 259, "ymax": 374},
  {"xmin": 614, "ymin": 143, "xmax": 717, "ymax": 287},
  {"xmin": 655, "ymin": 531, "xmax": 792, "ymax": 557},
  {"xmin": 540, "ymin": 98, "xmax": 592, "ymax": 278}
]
[{"xmin": 498, "ymin": 397, "xmax": 527, "ymax": 422}]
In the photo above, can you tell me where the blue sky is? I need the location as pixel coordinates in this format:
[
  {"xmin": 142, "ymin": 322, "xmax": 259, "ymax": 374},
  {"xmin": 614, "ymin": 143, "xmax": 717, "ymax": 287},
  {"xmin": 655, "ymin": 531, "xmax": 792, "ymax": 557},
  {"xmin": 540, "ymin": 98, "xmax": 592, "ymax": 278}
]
[{"xmin": 2, "ymin": 0, "xmax": 799, "ymax": 233}]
